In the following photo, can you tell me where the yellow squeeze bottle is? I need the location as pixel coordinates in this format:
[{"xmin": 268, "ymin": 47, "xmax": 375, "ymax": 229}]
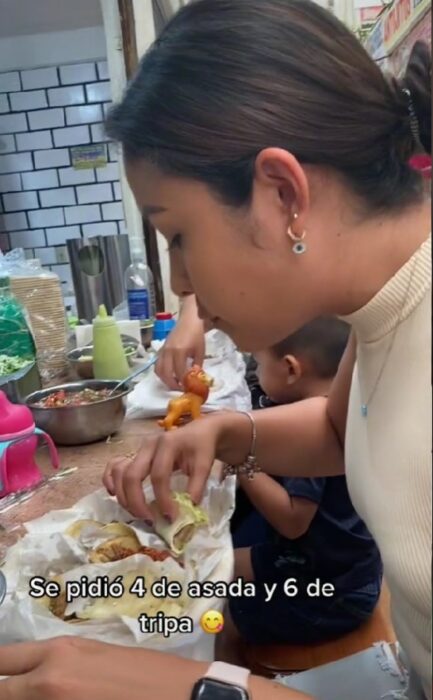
[{"xmin": 92, "ymin": 304, "xmax": 130, "ymax": 380}]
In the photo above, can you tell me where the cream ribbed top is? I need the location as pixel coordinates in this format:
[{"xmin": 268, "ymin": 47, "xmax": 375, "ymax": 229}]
[{"xmin": 343, "ymin": 236, "xmax": 431, "ymax": 695}]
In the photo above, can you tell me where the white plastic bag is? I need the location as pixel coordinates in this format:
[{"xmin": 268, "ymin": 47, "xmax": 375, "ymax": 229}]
[{"xmin": 1, "ymin": 249, "xmax": 69, "ymax": 382}]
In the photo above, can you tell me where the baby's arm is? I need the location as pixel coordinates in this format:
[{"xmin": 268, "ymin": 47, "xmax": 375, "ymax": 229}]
[{"xmin": 239, "ymin": 473, "xmax": 318, "ymax": 539}]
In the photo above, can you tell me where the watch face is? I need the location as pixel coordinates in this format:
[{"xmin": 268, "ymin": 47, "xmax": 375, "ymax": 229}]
[{"xmin": 191, "ymin": 678, "xmax": 249, "ymax": 700}]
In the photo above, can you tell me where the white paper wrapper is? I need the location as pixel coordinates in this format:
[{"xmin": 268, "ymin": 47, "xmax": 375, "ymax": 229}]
[
  {"xmin": 0, "ymin": 473, "xmax": 236, "ymax": 661},
  {"xmin": 126, "ymin": 330, "xmax": 252, "ymax": 419}
]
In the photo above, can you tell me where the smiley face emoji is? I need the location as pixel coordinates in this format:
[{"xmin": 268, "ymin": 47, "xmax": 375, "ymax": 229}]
[{"xmin": 200, "ymin": 609, "xmax": 224, "ymax": 634}]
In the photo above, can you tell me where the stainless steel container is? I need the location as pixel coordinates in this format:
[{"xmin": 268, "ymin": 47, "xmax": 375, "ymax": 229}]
[
  {"xmin": 0, "ymin": 361, "xmax": 42, "ymax": 403},
  {"xmin": 25, "ymin": 380, "xmax": 131, "ymax": 446},
  {"xmin": 67, "ymin": 335, "xmax": 139, "ymax": 380},
  {"xmin": 67, "ymin": 235, "xmax": 131, "ymax": 322}
]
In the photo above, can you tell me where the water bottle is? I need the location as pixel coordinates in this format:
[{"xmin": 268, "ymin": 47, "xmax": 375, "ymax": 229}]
[{"xmin": 125, "ymin": 251, "xmax": 156, "ymax": 323}]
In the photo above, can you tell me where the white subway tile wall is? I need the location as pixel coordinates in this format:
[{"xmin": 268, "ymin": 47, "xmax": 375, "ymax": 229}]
[
  {"xmin": 51, "ymin": 263, "xmax": 73, "ymax": 286},
  {"xmin": 103, "ymin": 102, "xmax": 112, "ymax": 118},
  {"xmin": 48, "ymin": 85, "xmax": 85, "ymax": 107},
  {"xmin": 45, "ymin": 225, "xmax": 80, "ymax": 246},
  {"xmin": 0, "ymin": 60, "xmax": 127, "ymax": 288},
  {"xmin": 96, "ymin": 161, "xmax": 119, "ymax": 182},
  {"xmin": 1, "ymin": 211, "xmax": 28, "ymax": 231},
  {"xmin": 0, "ymin": 113, "xmax": 28, "ymax": 134},
  {"xmin": 59, "ymin": 63, "xmax": 96, "ymax": 86},
  {"xmin": 11, "ymin": 229, "xmax": 45, "ymax": 248},
  {"xmin": 90, "ymin": 122, "xmax": 107, "ymax": 143},
  {"xmin": 85, "ymin": 82, "xmax": 111, "ymax": 103},
  {"xmin": 0, "ymin": 152, "xmax": 32, "ymax": 173},
  {"xmin": 53, "ymin": 125, "xmax": 90, "ymax": 147},
  {"xmin": 0, "ymin": 135, "xmax": 16, "ymax": 154},
  {"xmin": 36, "ymin": 246, "xmax": 58, "ymax": 265},
  {"xmin": 16, "ymin": 129, "xmax": 53, "ymax": 151},
  {"xmin": 64, "ymin": 204, "xmax": 100, "ymax": 225},
  {"xmin": 77, "ymin": 183, "xmax": 112, "ymax": 204},
  {"xmin": 113, "ymin": 182, "xmax": 122, "ymax": 200},
  {"xmin": 0, "ymin": 95, "xmax": 9, "ymax": 113},
  {"xmin": 108, "ymin": 143, "xmax": 119, "ymax": 161},
  {"xmin": 28, "ymin": 108, "xmax": 65, "ymax": 131},
  {"xmin": 58, "ymin": 166, "xmax": 95, "ymax": 186},
  {"xmin": 22, "ymin": 169, "xmax": 59, "ymax": 190},
  {"xmin": 10, "ymin": 90, "xmax": 47, "ymax": 112},
  {"xmin": 39, "ymin": 187, "xmax": 76, "ymax": 208},
  {"xmin": 82, "ymin": 221, "xmax": 118, "ymax": 238},
  {"xmin": 102, "ymin": 202, "xmax": 124, "ymax": 220},
  {"xmin": 21, "ymin": 67, "xmax": 59, "ymax": 90},
  {"xmin": 97, "ymin": 62, "xmax": 109, "ymax": 81},
  {"xmin": 28, "ymin": 207, "xmax": 64, "ymax": 228},
  {"xmin": 34, "ymin": 148, "xmax": 70, "ymax": 169},
  {"xmin": 3, "ymin": 190, "xmax": 38, "ymax": 212},
  {"xmin": 66, "ymin": 104, "xmax": 102, "ymax": 125},
  {"xmin": 0, "ymin": 73, "xmax": 21, "ymax": 93},
  {"xmin": 0, "ymin": 232, "xmax": 10, "ymax": 251},
  {"xmin": 0, "ymin": 173, "xmax": 21, "ymax": 192}
]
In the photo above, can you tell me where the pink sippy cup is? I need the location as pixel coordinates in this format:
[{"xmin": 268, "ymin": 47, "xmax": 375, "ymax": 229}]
[{"xmin": 0, "ymin": 391, "xmax": 59, "ymax": 498}]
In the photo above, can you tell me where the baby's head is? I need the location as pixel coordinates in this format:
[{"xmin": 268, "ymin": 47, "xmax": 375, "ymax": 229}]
[{"xmin": 254, "ymin": 317, "xmax": 350, "ymax": 405}]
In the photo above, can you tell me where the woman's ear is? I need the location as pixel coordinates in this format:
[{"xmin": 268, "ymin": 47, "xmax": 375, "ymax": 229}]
[
  {"xmin": 254, "ymin": 148, "xmax": 310, "ymax": 221},
  {"xmin": 284, "ymin": 354, "xmax": 303, "ymax": 385}
]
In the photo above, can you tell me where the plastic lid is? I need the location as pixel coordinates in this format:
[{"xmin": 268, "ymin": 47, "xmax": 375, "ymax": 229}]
[{"xmin": 155, "ymin": 312, "xmax": 173, "ymax": 320}]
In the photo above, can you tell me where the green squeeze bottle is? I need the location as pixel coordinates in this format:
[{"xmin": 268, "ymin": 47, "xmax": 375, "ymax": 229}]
[{"xmin": 92, "ymin": 304, "xmax": 130, "ymax": 380}]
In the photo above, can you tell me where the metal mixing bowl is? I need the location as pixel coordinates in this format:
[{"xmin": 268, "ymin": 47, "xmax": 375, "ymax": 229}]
[
  {"xmin": 25, "ymin": 380, "xmax": 131, "ymax": 446},
  {"xmin": 67, "ymin": 335, "xmax": 139, "ymax": 380}
]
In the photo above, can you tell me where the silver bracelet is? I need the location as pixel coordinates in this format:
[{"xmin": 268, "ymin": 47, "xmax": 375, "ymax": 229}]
[{"xmin": 223, "ymin": 411, "xmax": 261, "ymax": 480}]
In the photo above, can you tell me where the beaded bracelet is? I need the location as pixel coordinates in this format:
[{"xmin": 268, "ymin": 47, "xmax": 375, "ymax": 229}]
[{"xmin": 222, "ymin": 411, "xmax": 261, "ymax": 480}]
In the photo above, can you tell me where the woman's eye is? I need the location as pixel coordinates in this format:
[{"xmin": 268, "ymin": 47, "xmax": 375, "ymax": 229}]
[{"xmin": 167, "ymin": 234, "xmax": 182, "ymax": 251}]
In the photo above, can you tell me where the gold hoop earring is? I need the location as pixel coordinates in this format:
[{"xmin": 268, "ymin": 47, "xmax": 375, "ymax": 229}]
[{"xmin": 287, "ymin": 214, "xmax": 307, "ymax": 255}]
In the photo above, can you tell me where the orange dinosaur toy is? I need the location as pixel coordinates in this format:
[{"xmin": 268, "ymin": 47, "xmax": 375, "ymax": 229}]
[{"xmin": 159, "ymin": 365, "xmax": 214, "ymax": 431}]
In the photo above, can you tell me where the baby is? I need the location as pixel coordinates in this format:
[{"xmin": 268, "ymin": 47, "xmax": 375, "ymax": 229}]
[{"xmin": 218, "ymin": 317, "xmax": 383, "ymax": 661}]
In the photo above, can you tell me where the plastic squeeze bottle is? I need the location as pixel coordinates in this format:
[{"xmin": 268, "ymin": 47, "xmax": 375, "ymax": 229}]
[{"xmin": 92, "ymin": 304, "xmax": 130, "ymax": 380}]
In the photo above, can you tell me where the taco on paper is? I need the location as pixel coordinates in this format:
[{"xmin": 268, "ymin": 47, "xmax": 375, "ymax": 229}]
[
  {"xmin": 149, "ymin": 492, "xmax": 208, "ymax": 556},
  {"xmin": 75, "ymin": 570, "xmax": 184, "ymax": 621},
  {"xmin": 65, "ymin": 519, "xmax": 103, "ymax": 538}
]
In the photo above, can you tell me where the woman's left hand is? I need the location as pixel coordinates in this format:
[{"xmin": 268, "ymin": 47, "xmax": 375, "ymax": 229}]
[{"xmin": 0, "ymin": 637, "xmax": 205, "ymax": 700}]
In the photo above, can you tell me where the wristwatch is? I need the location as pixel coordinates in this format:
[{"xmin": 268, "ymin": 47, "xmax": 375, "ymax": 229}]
[{"xmin": 191, "ymin": 661, "xmax": 251, "ymax": 699}]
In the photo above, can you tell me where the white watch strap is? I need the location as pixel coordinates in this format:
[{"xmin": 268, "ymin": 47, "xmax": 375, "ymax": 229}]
[{"xmin": 204, "ymin": 662, "xmax": 250, "ymax": 690}]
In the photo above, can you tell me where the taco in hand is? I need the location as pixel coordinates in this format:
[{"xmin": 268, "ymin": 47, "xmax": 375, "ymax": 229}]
[{"xmin": 149, "ymin": 492, "xmax": 208, "ymax": 556}]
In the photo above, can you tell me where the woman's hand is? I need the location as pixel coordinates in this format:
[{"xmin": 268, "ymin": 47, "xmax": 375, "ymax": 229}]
[
  {"xmin": 155, "ymin": 295, "xmax": 205, "ymax": 390},
  {"xmin": 103, "ymin": 415, "xmax": 225, "ymax": 521},
  {"xmin": 0, "ymin": 637, "xmax": 312, "ymax": 700},
  {"xmin": 0, "ymin": 637, "xmax": 205, "ymax": 700}
]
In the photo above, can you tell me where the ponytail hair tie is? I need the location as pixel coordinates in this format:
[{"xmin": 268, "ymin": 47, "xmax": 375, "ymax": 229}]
[
  {"xmin": 402, "ymin": 87, "xmax": 421, "ymax": 142},
  {"xmin": 409, "ymin": 153, "xmax": 432, "ymax": 179}
]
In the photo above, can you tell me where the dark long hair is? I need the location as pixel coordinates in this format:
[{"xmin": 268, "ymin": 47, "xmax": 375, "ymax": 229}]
[{"xmin": 106, "ymin": 0, "xmax": 431, "ymax": 211}]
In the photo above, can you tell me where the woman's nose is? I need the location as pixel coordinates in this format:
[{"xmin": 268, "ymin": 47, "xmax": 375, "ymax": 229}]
[{"xmin": 170, "ymin": 259, "xmax": 193, "ymax": 297}]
